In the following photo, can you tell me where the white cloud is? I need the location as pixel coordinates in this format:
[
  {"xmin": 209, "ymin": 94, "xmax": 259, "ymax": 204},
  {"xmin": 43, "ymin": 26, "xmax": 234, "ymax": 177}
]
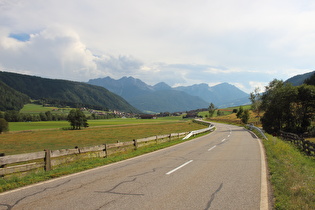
[{"xmin": 1, "ymin": 0, "xmax": 315, "ymax": 93}]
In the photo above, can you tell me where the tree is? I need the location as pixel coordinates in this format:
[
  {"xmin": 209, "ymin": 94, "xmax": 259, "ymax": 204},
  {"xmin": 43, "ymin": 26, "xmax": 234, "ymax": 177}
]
[
  {"xmin": 259, "ymin": 79, "xmax": 315, "ymax": 134},
  {"xmin": 208, "ymin": 103, "xmax": 216, "ymax": 117},
  {"xmin": 241, "ymin": 110, "xmax": 250, "ymax": 124},
  {"xmin": 249, "ymin": 87, "xmax": 262, "ymax": 117},
  {"xmin": 236, "ymin": 106, "xmax": 244, "ymax": 119},
  {"xmin": 0, "ymin": 118, "xmax": 9, "ymax": 134},
  {"xmin": 67, "ymin": 109, "xmax": 89, "ymax": 130},
  {"xmin": 4, "ymin": 110, "xmax": 20, "ymax": 122},
  {"xmin": 304, "ymin": 72, "xmax": 315, "ymax": 85},
  {"xmin": 260, "ymin": 80, "xmax": 297, "ymax": 133}
]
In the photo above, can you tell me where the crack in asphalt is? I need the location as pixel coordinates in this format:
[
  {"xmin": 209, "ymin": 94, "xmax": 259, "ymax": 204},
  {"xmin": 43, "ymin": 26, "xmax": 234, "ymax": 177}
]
[
  {"xmin": 129, "ymin": 168, "xmax": 157, "ymax": 177},
  {"xmin": 95, "ymin": 177, "xmax": 144, "ymax": 196},
  {"xmin": 0, "ymin": 179, "xmax": 71, "ymax": 210},
  {"xmin": 204, "ymin": 183, "xmax": 223, "ymax": 210}
]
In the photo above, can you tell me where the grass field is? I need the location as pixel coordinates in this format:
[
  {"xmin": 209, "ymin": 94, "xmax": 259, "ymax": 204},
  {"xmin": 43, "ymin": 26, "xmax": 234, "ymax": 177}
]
[
  {"xmin": 20, "ymin": 103, "xmax": 61, "ymax": 114},
  {"xmin": 8, "ymin": 117, "xmax": 184, "ymax": 131},
  {"xmin": 1, "ymin": 119, "xmax": 205, "ymax": 155},
  {"xmin": 20, "ymin": 103, "xmax": 96, "ymax": 116}
]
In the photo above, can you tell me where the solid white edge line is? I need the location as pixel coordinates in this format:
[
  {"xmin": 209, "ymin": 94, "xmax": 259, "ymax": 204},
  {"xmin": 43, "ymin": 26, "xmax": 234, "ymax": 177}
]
[
  {"xmin": 258, "ymin": 138, "xmax": 269, "ymax": 210},
  {"xmin": 166, "ymin": 160, "xmax": 193, "ymax": 175},
  {"xmin": 248, "ymin": 130, "xmax": 269, "ymax": 210},
  {"xmin": 208, "ymin": 145, "xmax": 217, "ymax": 151}
]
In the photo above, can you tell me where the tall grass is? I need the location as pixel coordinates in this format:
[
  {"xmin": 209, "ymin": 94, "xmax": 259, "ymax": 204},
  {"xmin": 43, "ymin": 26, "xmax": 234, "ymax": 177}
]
[{"xmin": 263, "ymin": 134, "xmax": 315, "ymax": 209}]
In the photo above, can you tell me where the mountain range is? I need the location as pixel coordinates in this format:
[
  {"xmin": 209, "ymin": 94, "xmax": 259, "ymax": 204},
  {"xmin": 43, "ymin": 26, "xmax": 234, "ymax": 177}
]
[
  {"xmin": 2, "ymin": 70, "xmax": 313, "ymax": 114},
  {"xmin": 88, "ymin": 76, "xmax": 250, "ymax": 113}
]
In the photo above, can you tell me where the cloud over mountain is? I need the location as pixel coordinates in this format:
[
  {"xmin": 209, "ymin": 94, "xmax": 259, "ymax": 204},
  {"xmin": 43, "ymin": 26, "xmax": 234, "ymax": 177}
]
[{"xmin": 1, "ymin": 0, "xmax": 315, "ymax": 93}]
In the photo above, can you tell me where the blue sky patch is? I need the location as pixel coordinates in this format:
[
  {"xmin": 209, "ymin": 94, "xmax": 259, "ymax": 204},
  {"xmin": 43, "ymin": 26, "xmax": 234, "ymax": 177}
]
[{"xmin": 9, "ymin": 33, "xmax": 30, "ymax": 41}]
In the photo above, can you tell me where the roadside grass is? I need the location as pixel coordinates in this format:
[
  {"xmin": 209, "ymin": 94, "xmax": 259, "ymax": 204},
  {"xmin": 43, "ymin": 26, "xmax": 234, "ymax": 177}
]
[
  {"xmin": 0, "ymin": 131, "xmax": 210, "ymax": 193},
  {"xmin": 1, "ymin": 120, "xmax": 204, "ymax": 155},
  {"xmin": 262, "ymin": 134, "xmax": 315, "ymax": 209}
]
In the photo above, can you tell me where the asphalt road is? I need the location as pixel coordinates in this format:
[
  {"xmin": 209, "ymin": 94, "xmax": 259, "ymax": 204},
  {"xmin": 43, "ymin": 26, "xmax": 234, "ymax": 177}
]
[{"xmin": 0, "ymin": 122, "xmax": 269, "ymax": 210}]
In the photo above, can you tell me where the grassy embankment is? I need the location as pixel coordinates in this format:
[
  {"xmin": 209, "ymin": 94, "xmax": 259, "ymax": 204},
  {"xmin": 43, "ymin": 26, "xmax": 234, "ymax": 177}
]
[
  {"xmin": 263, "ymin": 134, "xmax": 315, "ymax": 209},
  {"xmin": 205, "ymin": 107, "xmax": 315, "ymax": 209}
]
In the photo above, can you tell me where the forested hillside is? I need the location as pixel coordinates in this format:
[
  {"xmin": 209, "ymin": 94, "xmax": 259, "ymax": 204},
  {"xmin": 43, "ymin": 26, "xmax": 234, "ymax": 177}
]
[
  {"xmin": 0, "ymin": 81, "xmax": 30, "ymax": 111},
  {"xmin": 285, "ymin": 70, "xmax": 315, "ymax": 86},
  {"xmin": 0, "ymin": 71, "xmax": 139, "ymax": 113}
]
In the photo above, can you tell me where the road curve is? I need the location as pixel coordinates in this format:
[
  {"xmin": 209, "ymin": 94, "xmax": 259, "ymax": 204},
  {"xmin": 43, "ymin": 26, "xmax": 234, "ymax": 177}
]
[{"xmin": 0, "ymin": 123, "xmax": 269, "ymax": 210}]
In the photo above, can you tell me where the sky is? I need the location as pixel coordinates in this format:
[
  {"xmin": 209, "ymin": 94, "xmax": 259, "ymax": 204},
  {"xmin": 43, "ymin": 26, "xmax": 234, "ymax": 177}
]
[{"xmin": 1, "ymin": 0, "xmax": 315, "ymax": 93}]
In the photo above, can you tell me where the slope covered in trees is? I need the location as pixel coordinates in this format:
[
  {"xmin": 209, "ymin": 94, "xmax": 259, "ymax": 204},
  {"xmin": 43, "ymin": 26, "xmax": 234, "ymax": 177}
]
[
  {"xmin": 0, "ymin": 71, "xmax": 139, "ymax": 113},
  {"xmin": 285, "ymin": 70, "xmax": 315, "ymax": 86},
  {"xmin": 0, "ymin": 80, "xmax": 30, "ymax": 111}
]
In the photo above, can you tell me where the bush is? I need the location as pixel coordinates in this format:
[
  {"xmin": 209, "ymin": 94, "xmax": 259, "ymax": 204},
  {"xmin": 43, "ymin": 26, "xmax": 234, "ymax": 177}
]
[{"xmin": 0, "ymin": 118, "xmax": 9, "ymax": 133}]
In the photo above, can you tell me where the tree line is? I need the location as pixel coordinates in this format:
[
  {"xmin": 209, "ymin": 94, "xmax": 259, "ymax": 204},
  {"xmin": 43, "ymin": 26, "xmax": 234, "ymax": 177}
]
[
  {"xmin": 0, "ymin": 110, "xmax": 119, "ymax": 123},
  {"xmin": 259, "ymin": 80, "xmax": 315, "ymax": 135}
]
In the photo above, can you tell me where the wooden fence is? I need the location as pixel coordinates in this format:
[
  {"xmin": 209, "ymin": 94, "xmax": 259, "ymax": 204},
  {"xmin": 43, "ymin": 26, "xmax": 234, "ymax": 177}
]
[
  {"xmin": 0, "ymin": 120, "xmax": 214, "ymax": 177},
  {"xmin": 280, "ymin": 131, "xmax": 315, "ymax": 156},
  {"xmin": 0, "ymin": 133, "xmax": 189, "ymax": 177}
]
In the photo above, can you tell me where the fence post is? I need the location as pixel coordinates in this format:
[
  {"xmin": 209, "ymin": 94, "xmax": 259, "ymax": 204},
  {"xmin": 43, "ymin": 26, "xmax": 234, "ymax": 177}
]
[
  {"xmin": 104, "ymin": 144, "xmax": 108, "ymax": 158},
  {"xmin": 0, "ymin": 153, "xmax": 5, "ymax": 177},
  {"xmin": 44, "ymin": 149, "xmax": 52, "ymax": 171},
  {"xmin": 0, "ymin": 153, "xmax": 5, "ymax": 168},
  {"xmin": 133, "ymin": 139, "xmax": 138, "ymax": 149}
]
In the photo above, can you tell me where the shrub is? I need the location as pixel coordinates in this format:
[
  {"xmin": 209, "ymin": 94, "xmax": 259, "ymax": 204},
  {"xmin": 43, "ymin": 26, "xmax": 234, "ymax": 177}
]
[{"xmin": 0, "ymin": 118, "xmax": 9, "ymax": 133}]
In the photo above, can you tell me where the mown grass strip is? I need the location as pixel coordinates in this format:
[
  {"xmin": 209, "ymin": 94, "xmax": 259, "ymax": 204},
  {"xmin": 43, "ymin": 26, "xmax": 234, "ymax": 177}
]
[{"xmin": 262, "ymin": 134, "xmax": 315, "ymax": 210}]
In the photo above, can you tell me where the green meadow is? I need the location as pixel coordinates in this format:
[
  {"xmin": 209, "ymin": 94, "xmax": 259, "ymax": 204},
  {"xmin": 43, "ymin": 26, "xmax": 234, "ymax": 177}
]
[{"xmin": 2, "ymin": 118, "xmax": 204, "ymax": 155}]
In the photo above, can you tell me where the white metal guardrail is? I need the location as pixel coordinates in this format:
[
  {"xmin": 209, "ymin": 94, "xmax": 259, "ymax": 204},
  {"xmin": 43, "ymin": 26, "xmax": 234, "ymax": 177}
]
[
  {"xmin": 247, "ymin": 124, "xmax": 268, "ymax": 140},
  {"xmin": 182, "ymin": 120, "xmax": 215, "ymax": 140}
]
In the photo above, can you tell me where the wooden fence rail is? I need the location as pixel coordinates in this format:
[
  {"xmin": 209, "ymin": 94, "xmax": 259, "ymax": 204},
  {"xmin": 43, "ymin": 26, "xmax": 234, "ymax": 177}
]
[
  {"xmin": 0, "ymin": 120, "xmax": 214, "ymax": 177},
  {"xmin": 280, "ymin": 131, "xmax": 315, "ymax": 156}
]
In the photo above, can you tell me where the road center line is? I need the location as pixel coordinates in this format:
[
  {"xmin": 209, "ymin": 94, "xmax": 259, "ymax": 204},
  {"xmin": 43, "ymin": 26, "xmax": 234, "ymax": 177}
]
[
  {"xmin": 208, "ymin": 145, "xmax": 217, "ymax": 151},
  {"xmin": 166, "ymin": 160, "xmax": 193, "ymax": 175},
  {"xmin": 221, "ymin": 139, "xmax": 226, "ymax": 142}
]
